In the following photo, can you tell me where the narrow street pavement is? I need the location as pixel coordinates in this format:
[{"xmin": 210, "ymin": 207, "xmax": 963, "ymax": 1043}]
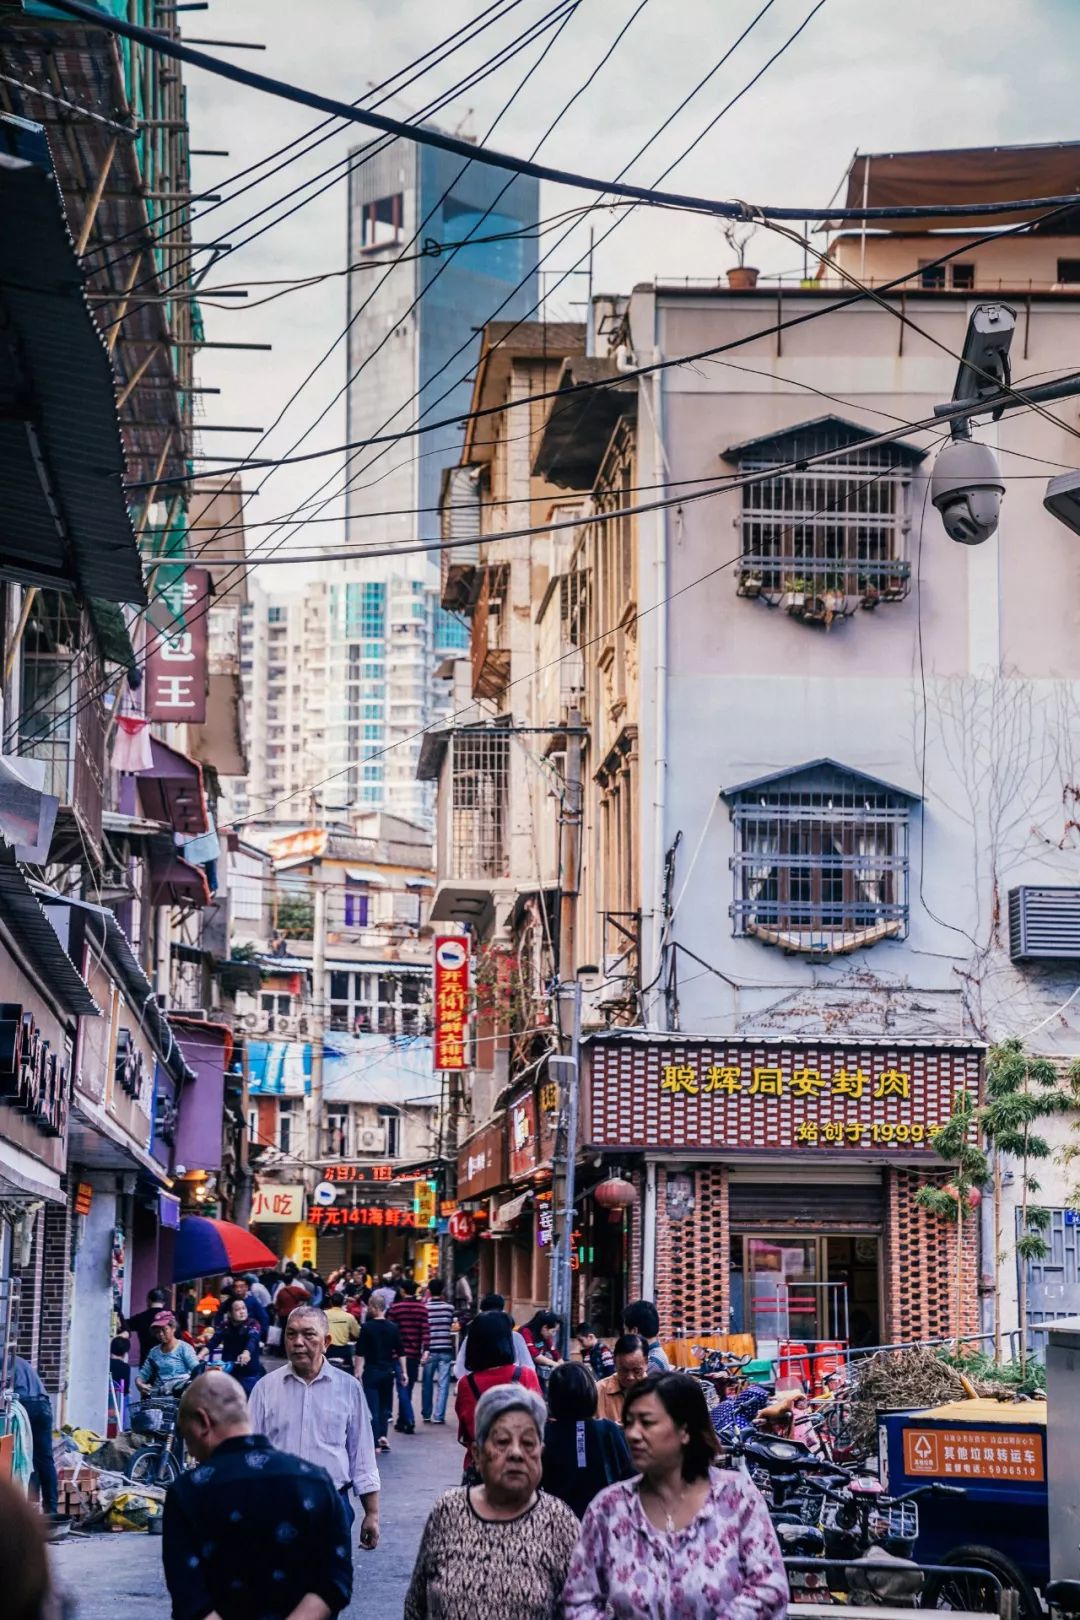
[{"xmin": 50, "ymin": 1417, "xmax": 462, "ymax": 1620}]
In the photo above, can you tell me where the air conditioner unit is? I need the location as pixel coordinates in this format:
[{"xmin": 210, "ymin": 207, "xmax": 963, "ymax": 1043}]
[
  {"xmin": 240, "ymin": 1012, "xmax": 261, "ymax": 1032},
  {"xmin": 273, "ymin": 1015, "xmax": 295, "ymax": 1037},
  {"xmin": 356, "ymin": 1125, "xmax": 387, "ymax": 1154},
  {"xmin": 1009, "ymin": 886, "xmax": 1080, "ymax": 962}
]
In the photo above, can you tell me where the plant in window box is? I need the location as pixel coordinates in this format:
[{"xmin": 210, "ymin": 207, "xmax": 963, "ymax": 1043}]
[
  {"xmin": 780, "ymin": 575, "xmax": 810, "ymax": 613},
  {"xmin": 882, "ymin": 565, "xmax": 910, "ymax": 601},
  {"xmin": 859, "ymin": 580, "xmax": 881, "ymax": 610},
  {"xmin": 737, "ymin": 568, "xmax": 764, "ymax": 598},
  {"xmin": 822, "ymin": 578, "xmax": 849, "ymax": 619}
]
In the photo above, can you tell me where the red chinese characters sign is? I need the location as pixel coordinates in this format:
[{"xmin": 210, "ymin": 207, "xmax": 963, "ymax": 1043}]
[
  {"xmin": 585, "ymin": 1040, "xmax": 982, "ymax": 1155},
  {"xmin": 433, "ymin": 936, "xmax": 469, "ymax": 1071},
  {"xmin": 146, "ymin": 567, "xmax": 210, "ymax": 722},
  {"xmin": 309, "ymin": 1205, "xmax": 416, "ymax": 1229}
]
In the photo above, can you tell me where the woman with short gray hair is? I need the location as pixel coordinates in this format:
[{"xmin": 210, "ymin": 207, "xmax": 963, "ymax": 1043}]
[{"xmin": 405, "ymin": 1384, "xmax": 579, "ymax": 1620}]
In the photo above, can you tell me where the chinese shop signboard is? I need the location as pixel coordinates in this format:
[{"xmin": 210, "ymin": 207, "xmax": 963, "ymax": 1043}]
[
  {"xmin": 458, "ymin": 1119, "xmax": 505, "ymax": 1200},
  {"xmin": 433, "ymin": 936, "xmax": 469, "ymax": 1071},
  {"xmin": 309, "ymin": 1205, "xmax": 418, "ymax": 1229},
  {"xmin": 508, "ymin": 1088, "xmax": 538, "ymax": 1180},
  {"xmin": 146, "ymin": 567, "xmax": 210, "ymax": 723},
  {"xmin": 413, "ymin": 1179, "xmax": 437, "ymax": 1229},
  {"xmin": 903, "ymin": 1428, "xmax": 1044, "ymax": 1483},
  {"xmin": 585, "ymin": 1039, "xmax": 982, "ymax": 1156},
  {"xmin": 250, "ymin": 1184, "xmax": 305, "ymax": 1223}
]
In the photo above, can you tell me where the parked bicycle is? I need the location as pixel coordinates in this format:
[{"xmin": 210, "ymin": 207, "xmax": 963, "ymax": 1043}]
[{"xmin": 127, "ymin": 1374, "xmax": 196, "ymax": 1487}]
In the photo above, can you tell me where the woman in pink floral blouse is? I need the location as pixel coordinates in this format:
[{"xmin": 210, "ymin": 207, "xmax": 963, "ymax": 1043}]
[{"xmin": 562, "ymin": 1372, "xmax": 788, "ymax": 1620}]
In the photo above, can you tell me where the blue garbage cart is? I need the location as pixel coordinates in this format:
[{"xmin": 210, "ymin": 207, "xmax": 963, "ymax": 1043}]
[{"xmin": 878, "ymin": 1397, "xmax": 1048, "ymax": 1617}]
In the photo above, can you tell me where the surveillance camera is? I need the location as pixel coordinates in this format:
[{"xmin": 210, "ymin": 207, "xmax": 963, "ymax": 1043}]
[
  {"xmin": 952, "ymin": 302, "xmax": 1016, "ymax": 410},
  {"xmin": 1043, "ymin": 469, "xmax": 1080, "ymax": 536},
  {"xmin": 930, "ymin": 438, "xmax": 1005, "ymax": 545}
]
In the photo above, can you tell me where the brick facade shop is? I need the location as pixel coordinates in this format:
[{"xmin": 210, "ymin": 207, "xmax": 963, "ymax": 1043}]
[{"xmin": 580, "ymin": 1034, "xmax": 983, "ymax": 1350}]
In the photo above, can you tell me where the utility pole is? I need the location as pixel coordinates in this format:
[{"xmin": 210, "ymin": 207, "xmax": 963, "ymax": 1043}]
[
  {"xmin": 309, "ymin": 861, "xmax": 328, "ymax": 1170},
  {"xmin": 558, "ymin": 708, "xmax": 583, "ymax": 976},
  {"xmin": 552, "ymin": 708, "xmax": 586, "ymax": 1342},
  {"xmin": 549, "ymin": 991, "xmax": 583, "ymax": 1344}
]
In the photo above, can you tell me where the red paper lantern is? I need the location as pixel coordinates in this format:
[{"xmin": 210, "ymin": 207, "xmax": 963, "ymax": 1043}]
[{"xmin": 593, "ymin": 1176, "xmax": 636, "ymax": 1210}]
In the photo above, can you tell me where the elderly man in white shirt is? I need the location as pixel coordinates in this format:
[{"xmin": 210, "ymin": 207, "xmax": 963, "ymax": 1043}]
[{"xmin": 249, "ymin": 1303, "xmax": 380, "ymax": 1551}]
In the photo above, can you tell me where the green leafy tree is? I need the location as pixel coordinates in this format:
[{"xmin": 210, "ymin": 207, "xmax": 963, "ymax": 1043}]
[
  {"xmin": 981, "ymin": 1039, "xmax": 1068, "ymax": 1370},
  {"xmin": 276, "ymin": 894, "xmax": 314, "ymax": 940},
  {"xmin": 915, "ymin": 1089, "xmax": 989, "ymax": 1353}
]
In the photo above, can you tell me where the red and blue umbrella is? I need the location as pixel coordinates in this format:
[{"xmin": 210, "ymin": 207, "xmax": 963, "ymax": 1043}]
[{"xmin": 173, "ymin": 1216, "xmax": 277, "ymax": 1283}]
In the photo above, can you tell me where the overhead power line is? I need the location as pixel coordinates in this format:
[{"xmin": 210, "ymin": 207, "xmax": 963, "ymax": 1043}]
[
  {"xmin": 9, "ymin": 212, "xmax": 1068, "ymax": 752},
  {"xmin": 43, "ymin": 0, "xmax": 1080, "ymax": 226},
  {"xmin": 132, "ymin": 203, "xmax": 1078, "ymax": 492}
]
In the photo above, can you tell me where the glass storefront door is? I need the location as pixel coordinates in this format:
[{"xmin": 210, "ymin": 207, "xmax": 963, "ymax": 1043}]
[{"xmin": 731, "ymin": 1232, "xmax": 880, "ymax": 1344}]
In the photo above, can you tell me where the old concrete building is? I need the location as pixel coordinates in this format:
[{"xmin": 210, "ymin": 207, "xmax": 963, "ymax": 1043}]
[{"xmin": 433, "ymin": 143, "xmax": 1080, "ymax": 1350}]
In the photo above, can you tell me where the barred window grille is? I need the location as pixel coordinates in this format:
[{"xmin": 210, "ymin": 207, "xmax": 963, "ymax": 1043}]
[
  {"xmin": 451, "ymin": 729, "xmax": 510, "ymax": 880},
  {"xmin": 734, "ymin": 420, "xmax": 919, "ymax": 605},
  {"xmin": 729, "ymin": 768, "xmax": 911, "ymax": 953}
]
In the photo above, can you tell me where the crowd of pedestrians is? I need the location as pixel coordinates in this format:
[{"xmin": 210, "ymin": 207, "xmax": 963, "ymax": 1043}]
[{"xmin": 9, "ymin": 1275, "xmax": 788, "ymax": 1620}]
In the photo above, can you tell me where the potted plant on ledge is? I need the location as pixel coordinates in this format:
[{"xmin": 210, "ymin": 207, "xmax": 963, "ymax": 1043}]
[{"xmin": 724, "ymin": 222, "xmax": 760, "ymax": 289}]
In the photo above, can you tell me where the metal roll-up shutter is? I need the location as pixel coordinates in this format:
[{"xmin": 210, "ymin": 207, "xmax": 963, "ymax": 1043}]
[
  {"xmin": 315, "ymin": 1229, "xmax": 348, "ymax": 1273},
  {"xmin": 729, "ymin": 1178, "xmax": 883, "ymax": 1232}
]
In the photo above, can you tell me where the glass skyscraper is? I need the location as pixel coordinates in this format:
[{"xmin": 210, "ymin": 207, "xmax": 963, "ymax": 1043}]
[{"xmin": 308, "ymin": 133, "xmax": 541, "ymax": 826}]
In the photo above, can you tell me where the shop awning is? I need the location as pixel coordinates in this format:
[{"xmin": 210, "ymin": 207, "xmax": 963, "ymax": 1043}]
[
  {"xmin": 491, "ymin": 1191, "xmax": 530, "ymax": 1231},
  {"xmin": 0, "ymin": 847, "xmax": 99, "ymax": 1016},
  {"xmin": 147, "ymin": 836, "xmax": 211, "ymax": 909},
  {"xmin": 344, "ymin": 868, "xmax": 387, "ymax": 885},
  {"xmin": 0, "ymin": 136, "xmax": 147, "ymax": 604},
  {"xmin": 136, "ymin": 737, "xmax": 210, "ymax": 839}
]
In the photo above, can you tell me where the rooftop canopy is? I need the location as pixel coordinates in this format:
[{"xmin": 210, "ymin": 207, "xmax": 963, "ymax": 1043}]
[{"xmin": 830, "ymin": 141, "xmax": 1080, "ymax": 234}]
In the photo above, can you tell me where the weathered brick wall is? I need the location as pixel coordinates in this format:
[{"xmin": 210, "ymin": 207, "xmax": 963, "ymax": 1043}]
[
  {"xmin": 15, "ymin": 1212, "xmax": 45, "ymax": 1364},
  {"xmin": 36, "ymin": 1198, "xmax": 74, "ymax": 1398},
  {"xmin": 885, "ymin": 1168, "xmax": 979, "ymax": 1344},
  {"xmin": 626, "ymin": 1167, "xmax": 643, "ymax": 1303},
  {"xmin": 654, "ymin": 1166, "xmax": 730, "ymax": 1339}
]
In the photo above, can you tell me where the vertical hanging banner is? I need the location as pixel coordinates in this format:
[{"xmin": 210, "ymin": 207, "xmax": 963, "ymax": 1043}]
[
  {"xmin": 433, "ymin": 935, "xmax": 469, "ymax": 1070},
  {"xmin": 146, "ymin": 567, "xmax": 211, "ymax": 722}
]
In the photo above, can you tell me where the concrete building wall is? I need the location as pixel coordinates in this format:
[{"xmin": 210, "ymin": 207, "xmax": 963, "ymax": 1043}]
[
  {"xmin": 620, "ymin": 277, "xmax": 1080, "ymax": 1044},
  {"xmin": 67, "ymin": 1176, "xmax": 119, "ymax": 1432},
  {"xmin": 615, "ymin": 263, "xmax": 1080, "ymax": 1343}
]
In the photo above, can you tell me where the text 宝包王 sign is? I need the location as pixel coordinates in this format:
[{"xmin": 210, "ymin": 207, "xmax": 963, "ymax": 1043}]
[{"xmin": 585, "ymin": 1039, "xmax": 982, "ymax": 1155}]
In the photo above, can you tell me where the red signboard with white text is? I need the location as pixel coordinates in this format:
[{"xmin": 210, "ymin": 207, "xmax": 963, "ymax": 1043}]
[
  {"xmin": 433, "ymin": 936, "xmax": 469, "ymax": 1070},
  {"xmin": 146, "ymin": 567, "xmax": 210, "ymax": 722}
]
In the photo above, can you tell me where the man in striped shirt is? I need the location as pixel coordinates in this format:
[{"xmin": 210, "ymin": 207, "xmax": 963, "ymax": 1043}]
[
  {"xmin": 420, "ymin": 1277, "xmax": 456, "ymax": 1424},
  {"xmin": 387, "ymin": 1280, "xmax": 429, "ymax": 1433}
]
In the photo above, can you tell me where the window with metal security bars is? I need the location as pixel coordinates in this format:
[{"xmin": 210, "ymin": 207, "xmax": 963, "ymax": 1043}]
[
  {"xmin": 728, "ymin": 769, "xmax": 911, "ymax": 954},
  {"xmin": 732, "ymin": 419, "xmax": 920, "ymax": 620},
  {"xmin": 450, "ymin": 730, "xmax": 510, "ymax": 880}
]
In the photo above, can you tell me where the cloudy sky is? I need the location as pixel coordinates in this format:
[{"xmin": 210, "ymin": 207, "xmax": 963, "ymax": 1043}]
[{"xmin": 183, "ymin": 0, "xmax": 1080, "ymax": 579}]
